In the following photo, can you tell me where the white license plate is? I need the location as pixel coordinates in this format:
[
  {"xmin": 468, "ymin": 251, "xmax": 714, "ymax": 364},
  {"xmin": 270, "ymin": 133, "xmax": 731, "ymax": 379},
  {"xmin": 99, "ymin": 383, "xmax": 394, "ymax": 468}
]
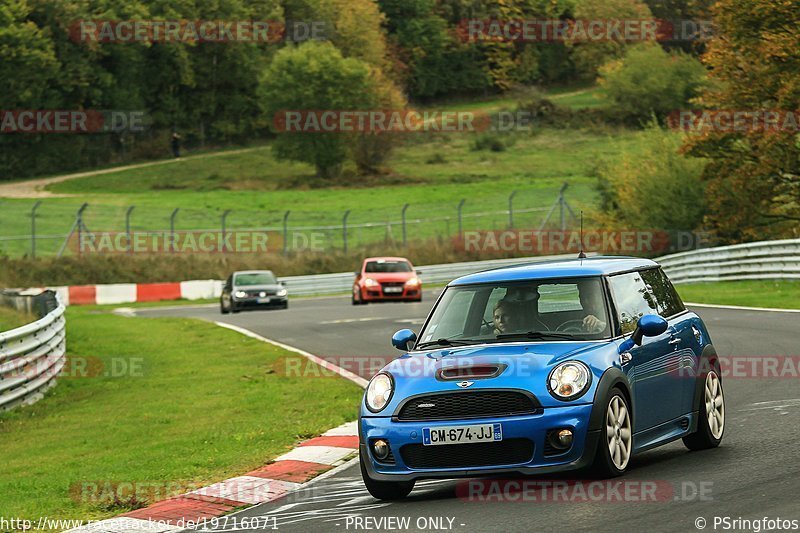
[
  {"xmin": 384, "ymin": 287, "xmax": 403, "ymax": 293},
  {"xmin": 422, "ymin": 423, "xmax": 502, "ymax": 446},
  {"xmin": 257, "ymin": 297, "xmax": 271, "ymax": 303}
]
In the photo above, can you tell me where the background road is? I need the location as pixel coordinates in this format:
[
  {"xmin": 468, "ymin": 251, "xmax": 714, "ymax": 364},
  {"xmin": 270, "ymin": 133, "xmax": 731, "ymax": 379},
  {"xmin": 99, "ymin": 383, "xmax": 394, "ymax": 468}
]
[{"xmin": 140, "ymin": 292, "xmax": 800, "ymax": 533}]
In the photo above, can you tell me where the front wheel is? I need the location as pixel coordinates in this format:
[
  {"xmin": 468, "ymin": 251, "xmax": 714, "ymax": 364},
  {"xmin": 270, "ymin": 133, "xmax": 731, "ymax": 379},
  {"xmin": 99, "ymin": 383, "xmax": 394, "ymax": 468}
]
[
  {"xmin": 683, "ymin": 369, "xmax": 724, "ymax": 450},
  {"xmin": 360, "ymin": 452, "xmax": 414, "ymax": 500},
  {"xmin": 220, "ymin": 299, "xmax": 230, "ymax": 314},
  {"xmin": 591, "ymin": 390, "xmax": 632, "ymax": 477}
]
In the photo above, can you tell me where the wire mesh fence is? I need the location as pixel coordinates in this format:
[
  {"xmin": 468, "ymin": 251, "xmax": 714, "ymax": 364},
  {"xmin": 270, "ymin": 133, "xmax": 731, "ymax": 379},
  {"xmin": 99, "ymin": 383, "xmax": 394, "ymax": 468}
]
[{"xmin": 0, "ymin": 184, "xmax": 581, "ymax": 258}]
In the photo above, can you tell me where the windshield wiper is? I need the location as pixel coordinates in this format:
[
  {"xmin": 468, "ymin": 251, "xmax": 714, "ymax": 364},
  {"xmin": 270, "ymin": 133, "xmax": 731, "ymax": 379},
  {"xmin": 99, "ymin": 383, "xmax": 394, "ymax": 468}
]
[
  {"xmin": 416, "ymin": 338, "xmax": 480, "ymax": 349},
  {"xmin": 495, "ymin": 331, "xmax": 577, "ymax": 341}
]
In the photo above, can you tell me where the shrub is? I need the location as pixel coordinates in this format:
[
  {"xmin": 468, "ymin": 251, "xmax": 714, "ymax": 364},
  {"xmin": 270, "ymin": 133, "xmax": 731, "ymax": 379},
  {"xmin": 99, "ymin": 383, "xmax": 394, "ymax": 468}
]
[
  {"xmin": 598, "ymin": 44, "xmax": 707, "ymax": 124},
  {"xmin": 594, "ymin": 120, "xmax": 707, "ymax": 231}
]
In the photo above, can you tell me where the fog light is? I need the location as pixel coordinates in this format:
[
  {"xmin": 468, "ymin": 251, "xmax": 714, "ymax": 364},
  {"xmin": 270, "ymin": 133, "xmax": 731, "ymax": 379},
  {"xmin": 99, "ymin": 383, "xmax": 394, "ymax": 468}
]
[
  {"xmin": 557, "ymin": 429, "xmax": 573, "ymax": 447},
  {"xmin": 372, "ymin": 439, "xmax": 390, "ymax": 460}
]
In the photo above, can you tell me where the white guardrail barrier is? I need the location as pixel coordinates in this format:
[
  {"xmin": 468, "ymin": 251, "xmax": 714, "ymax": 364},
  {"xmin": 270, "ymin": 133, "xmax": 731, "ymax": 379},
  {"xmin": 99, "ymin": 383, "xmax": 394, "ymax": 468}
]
[
  {"xmin": 0, "ymin": 291, "xmax": 67, "ymax": 411},
  {"xmin": 656, "ymin": 238, "xmax": 800, "ymax": 284},
  {"xmin": 277, "ymin": 253, "xmax": 584, "ymax": 297}
]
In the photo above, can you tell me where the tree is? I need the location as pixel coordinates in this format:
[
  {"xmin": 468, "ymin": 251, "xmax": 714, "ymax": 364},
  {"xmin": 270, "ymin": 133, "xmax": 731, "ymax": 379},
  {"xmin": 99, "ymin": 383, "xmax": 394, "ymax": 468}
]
[
  {"xmin": 568, "ymin": 0, "xmax": 654, "ymax": 80},
  {"xmin": 259, "ymin": 41, "xmax": 379, "ymax": 178},
  {"xmin": 598, "ymin": 43, "xmax": 706, "ymax": 124},
  {"xmin": 595, "ymin": 121, "xmax": 706, "ymax": 232},
  {"xmin": 684, "ymin": 0, "xmax": 800, "ymax": 243}
]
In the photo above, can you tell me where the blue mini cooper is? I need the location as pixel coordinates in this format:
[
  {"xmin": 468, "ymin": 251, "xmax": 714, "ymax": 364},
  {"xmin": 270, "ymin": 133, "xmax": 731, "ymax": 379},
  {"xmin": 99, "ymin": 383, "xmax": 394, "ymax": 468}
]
[{"xmin": 359, "ymin": 257, "xmax": 725, "ymax": 500}]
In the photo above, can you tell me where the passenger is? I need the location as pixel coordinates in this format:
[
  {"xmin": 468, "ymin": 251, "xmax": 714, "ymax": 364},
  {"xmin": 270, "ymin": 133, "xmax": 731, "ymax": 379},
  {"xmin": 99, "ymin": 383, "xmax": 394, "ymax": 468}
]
[{"xmin": 578, "ymin": 280, "xmax": 607, "ymax": 333}]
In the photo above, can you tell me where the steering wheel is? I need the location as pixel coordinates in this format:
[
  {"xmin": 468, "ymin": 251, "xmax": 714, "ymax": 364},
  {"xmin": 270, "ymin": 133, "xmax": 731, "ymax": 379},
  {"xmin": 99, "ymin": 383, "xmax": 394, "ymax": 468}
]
[{"xmin": 556, "ymin": 319, "xmax": 586, "ymax": 334}]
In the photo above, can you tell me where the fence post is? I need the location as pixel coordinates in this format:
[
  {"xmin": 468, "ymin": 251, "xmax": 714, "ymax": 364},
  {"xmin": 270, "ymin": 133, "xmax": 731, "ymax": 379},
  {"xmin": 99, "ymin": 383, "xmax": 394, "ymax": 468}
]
[
  {"xmin": 30, "ymin": 201, "xmax": 42, "ymax": 259},
  {"xmin": 508, "ymin": 191, "xmax": 517, "ymax": 229},
  {"xmin": 343, "ymin": 210, "xmax": 351, "ymax": 253},
  {"xmin": 125, "ymin": 206, "xmax": 135, "ymax": 254},
  {"xmin": 76, "ymin": 203, "xmax": 89, "ymax": 256},
  {"xmin": 169, "ymin": 208, "xmax": 179, "ymax": 253},
  {"xmin": 283, "ymin": 210, "xmax": 291, "ymax": 255},
  {"xmin": 221, "ymin": 209, "xmax": 232, "ymax": 253},
  {"xmin": 457, "ymin": 199, "xmax": 466, "ymax": 240},
  {"xmin": 401, "ymin": 203, "xmax": 410, "ymax": 247}
]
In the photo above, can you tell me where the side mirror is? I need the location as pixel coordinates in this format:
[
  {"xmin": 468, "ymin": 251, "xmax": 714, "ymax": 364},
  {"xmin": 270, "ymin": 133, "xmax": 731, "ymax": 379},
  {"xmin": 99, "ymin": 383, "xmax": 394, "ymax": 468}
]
[
  {"xmin": 279, "ymin": 281, "xmax": 286, "ymax": 287},
  {"xmin": 619, "ymin": 314, "xmax": 668, "ymax": 353},
  {"xmin": 392, "ymin": 329, "xmax": 417, "ymax": 352},
  {"xmin": 415, "ymin": 270, "xmax": 423, "ymax": 276},
  {"xmin": 354, "ymin": 271, "xmax": 361, "ymax": 276}
]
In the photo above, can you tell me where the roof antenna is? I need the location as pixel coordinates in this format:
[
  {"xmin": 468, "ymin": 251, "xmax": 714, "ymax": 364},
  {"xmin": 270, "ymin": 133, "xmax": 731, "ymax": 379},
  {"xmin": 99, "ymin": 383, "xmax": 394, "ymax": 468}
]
[{"xmin": 578, "ymin": 210, "xmax": 587, "ymax": 259}]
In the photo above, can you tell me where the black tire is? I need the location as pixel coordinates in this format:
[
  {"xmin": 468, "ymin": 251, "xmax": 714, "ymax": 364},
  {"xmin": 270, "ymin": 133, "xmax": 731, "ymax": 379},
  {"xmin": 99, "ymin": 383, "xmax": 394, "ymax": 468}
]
[
  {"xmin": 352, "ymin": 290, "xmax": 366, "ymax": 306},
  {"xmin": 359, "ymin": 452, "xmax": 414, "ymax": 501},
  {"xmin": 683, "ymin": 368, "xmax": 724, "ymax": 450},
  {"xmin": 281, "ymin": 302, "xmax": 289, "ymax": 310},
  {"xmin": 591, "ymin": 389, "xmax": 632, "ymax": 478},
  {"xmin": 220, "ymin": 301, "xmax": 229, "ymax": 315}
]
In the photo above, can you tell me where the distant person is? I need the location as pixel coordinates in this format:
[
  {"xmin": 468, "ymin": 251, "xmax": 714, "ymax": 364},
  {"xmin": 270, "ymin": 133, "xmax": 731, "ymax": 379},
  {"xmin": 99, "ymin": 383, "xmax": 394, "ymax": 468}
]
[{"xmin": 171, "ymin": 132, "xmax": 181, "ymax": 158}]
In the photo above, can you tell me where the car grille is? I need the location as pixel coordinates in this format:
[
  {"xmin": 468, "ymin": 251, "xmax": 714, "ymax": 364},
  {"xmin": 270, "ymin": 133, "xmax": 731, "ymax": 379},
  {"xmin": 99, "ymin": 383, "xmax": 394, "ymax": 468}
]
[
  {"xmin": 244, "ymin": 289, "xmax": 277, "ymax": 296},
  {"xmin": 401, "ymin": 439, "xmax": 534, "ymax": 469},
  {"xmin": 396, "ymin": 391, "xmax": 540, "ymax": 421}
]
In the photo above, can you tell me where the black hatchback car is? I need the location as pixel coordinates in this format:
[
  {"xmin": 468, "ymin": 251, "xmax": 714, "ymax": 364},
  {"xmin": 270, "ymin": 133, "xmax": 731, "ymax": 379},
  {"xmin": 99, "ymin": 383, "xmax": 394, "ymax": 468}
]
[{"xmin": 220, "ymin": 270, "xmax": 288, "ymax": 314}]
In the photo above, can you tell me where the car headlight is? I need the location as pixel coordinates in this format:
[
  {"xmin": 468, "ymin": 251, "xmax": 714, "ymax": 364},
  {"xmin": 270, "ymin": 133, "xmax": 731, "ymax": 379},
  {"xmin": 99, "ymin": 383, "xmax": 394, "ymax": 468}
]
[
  {"xmin": 405, "ymin": 277, "xmax": 420, "ymax": 287},
  {"xmin": 276, "ymin": 288, "xmax": 287, "ymax": 297},
  {"xmin": 365, "ymin": 372, "xmax": 394, "ymax": 412},
  {"xmin": 364, "ymin": 278, "xmax": 378, "ymax": 287},
  {"xmin": 234, "ymin": 290, "xmax": 247, "ymax": 298},
  {"xmin": 548, "ymin": 361, "xmax": 591, "ymax": 401}
]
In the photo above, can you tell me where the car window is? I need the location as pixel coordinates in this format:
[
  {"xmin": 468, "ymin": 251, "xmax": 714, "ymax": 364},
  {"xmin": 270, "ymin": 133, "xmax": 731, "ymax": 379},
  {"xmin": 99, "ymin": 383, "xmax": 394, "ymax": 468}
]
[
  {"xmin": 234, "ymin": 272, "xmax": 277, "ymax": 285},
  {"xmin": 418, "ymin": 278, "xmax": 611, "ymax": 345},
  {"xmin": 365, "ymin": 260, "xmax": 412, "ymax": 273},
  {"xmin": 608, "ymin": 272, "xmax": 659, "ymax": 334},
  {"xmin": 639, "ymin": 268, "xmax": 685, "ymax": 318},
  {"xmin": 538, "ymin": 283, "xmax": 583, "ymax": 313}
]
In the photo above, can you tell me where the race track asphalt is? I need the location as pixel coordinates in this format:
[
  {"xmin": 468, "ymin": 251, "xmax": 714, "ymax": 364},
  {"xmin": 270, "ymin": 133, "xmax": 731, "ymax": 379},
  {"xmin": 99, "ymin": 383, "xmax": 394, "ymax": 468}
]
[{"xmin": 138, "ymin": 292, "xmax": 800, "ymax": 533}]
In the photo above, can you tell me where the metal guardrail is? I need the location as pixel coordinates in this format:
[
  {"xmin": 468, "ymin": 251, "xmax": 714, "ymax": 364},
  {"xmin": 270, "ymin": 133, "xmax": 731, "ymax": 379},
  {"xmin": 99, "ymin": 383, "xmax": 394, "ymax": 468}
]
[
  {"xmin": 278, "ymin": 253, "xmax": 585, "ymax": 297},
  {"xmin": 657, "ymin": 239, "xmax": 800, "ymax": 284},
  {"xmin": 0, "ymin": 291, "xmax": 66, "ymax": 411}
]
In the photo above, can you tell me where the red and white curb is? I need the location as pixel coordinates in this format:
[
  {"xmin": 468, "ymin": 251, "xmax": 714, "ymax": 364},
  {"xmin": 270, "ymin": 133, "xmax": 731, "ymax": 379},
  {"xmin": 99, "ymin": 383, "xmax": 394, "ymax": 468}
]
[
  {"xmin": 66, "ymin": 422, "xmax": 360, "ymax": 533},
  {"xmin": 66, "ymin": 323, "xmax": 367, "ymax": 533},
  {"xmin": 21, "ymin": 280, "xmax": 224, "ymax": 306}
]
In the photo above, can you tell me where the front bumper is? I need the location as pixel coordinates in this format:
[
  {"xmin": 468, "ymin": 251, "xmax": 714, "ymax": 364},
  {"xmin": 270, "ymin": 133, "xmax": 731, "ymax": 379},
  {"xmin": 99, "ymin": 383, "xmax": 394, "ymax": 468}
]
[
  {"xmin": 362, "ymin": 286, "xmax": 421, "ymax": 301},
  {"xmin": 233, "ymin": 296, "xmax": 288, "ymax": 309},
  {"xmin": 360, "ymin": 403, "xmax": 598, "ymax": 482}
]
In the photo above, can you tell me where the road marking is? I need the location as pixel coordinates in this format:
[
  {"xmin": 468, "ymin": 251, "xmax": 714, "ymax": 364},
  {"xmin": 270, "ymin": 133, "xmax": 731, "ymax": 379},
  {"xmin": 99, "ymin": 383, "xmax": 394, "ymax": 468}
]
[
  {"xmin": 319, "ymin": 317, "xmax": 388, "ymax": 324},
  {"xmin": 686, "ymin": 302, "xmax": 800, "ymax": 314},
  {"xmin": 740, "ymin": 399, "xmax": 800, "ymax": 412}
]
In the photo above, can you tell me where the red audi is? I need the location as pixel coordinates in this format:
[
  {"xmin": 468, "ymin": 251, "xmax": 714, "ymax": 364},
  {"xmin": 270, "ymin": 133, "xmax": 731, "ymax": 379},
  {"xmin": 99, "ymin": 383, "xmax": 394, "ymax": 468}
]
[{"xmin": 352, "ymin": 257, "xmax": 422, "ymax": 305}]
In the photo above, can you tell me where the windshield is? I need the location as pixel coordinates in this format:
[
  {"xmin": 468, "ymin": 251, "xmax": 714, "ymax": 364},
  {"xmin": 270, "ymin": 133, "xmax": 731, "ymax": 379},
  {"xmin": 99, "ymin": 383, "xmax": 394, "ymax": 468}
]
[
  {"xmin": 234, "ymin": 272, "xmax": 277, "ymax": 286},
  {"xmin": 416, "ymin": 277, "xmax": 611, "ymax": 348},
  {"xmin": 365, "ymin": 260, "xmax": 412, "ymax": 273}
]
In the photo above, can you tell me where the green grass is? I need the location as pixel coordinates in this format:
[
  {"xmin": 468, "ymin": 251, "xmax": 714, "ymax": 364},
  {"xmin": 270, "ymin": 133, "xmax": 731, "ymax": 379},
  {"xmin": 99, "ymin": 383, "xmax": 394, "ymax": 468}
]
[
  {"xmin": 676, "ymin": 280, "xmax": 800, "ymax": 310},
  {"xmin": 0, "ymin": 126, "xmax": 643, "ymax": 258},
  {"xmin": 0, "ymin": 307, "xmax": 361, "ymax": 522},
  {"xmin": 0, "ymin": 306, "xmax": 36, "ymax": 332}
]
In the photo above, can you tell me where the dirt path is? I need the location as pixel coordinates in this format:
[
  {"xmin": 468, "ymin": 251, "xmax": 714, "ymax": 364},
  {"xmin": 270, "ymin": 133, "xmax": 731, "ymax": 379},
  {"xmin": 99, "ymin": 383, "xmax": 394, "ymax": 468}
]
[{"xmin": 0, "ymin": 146, "xmax": 263, "ymax": 199}]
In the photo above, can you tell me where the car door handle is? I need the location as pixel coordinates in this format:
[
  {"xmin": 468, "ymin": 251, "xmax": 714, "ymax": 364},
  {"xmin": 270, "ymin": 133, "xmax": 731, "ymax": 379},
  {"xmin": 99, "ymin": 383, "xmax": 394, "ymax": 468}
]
[{"xmin": 668, "ymin": 338, "xmax": 681, "ymax": 345}]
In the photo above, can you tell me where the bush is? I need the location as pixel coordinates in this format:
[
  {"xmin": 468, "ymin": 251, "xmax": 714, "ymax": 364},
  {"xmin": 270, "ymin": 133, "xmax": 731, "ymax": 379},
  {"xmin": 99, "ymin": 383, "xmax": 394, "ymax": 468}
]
[
  {"xmin": 594, "ymin": 120, "xmax": 707, "ymax": 231},
  {"xmin": 598, "ymin": 44, "xmax": 707, "ymax": 124}
]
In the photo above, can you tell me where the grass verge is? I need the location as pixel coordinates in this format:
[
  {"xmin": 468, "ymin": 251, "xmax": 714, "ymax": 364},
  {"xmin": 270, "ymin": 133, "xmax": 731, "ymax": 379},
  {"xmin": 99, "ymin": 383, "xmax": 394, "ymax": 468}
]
[
  {"xmin": 0, "ymin": 307, "xmax": 362, "ymax": 522},
  {"xmin": 677, "ymin": 280, "xmax": 800, "ymax": 310}
]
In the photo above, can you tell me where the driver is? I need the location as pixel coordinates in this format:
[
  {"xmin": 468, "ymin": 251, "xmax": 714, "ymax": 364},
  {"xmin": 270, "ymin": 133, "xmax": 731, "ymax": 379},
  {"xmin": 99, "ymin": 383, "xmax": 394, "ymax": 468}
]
[{"xmin": 577, "ymin": 280, "xmax": 607, "ymax": 333}]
